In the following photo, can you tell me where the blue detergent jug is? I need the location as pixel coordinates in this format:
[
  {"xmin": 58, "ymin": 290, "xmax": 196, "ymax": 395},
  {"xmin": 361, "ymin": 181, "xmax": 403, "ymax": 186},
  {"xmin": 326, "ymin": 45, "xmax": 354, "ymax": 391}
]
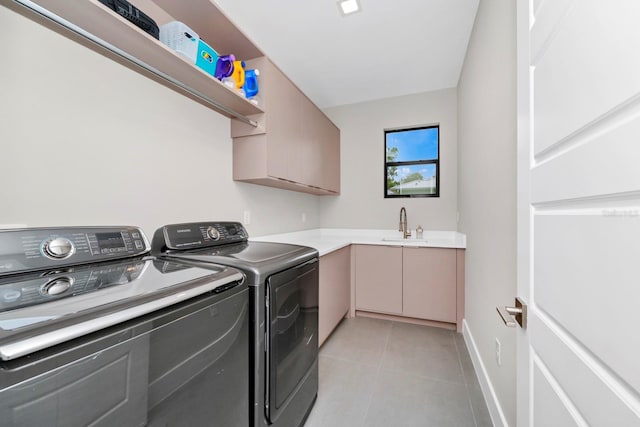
[{"xmin": 244, "ymin": 69, "xmax": 259, "ymax": 98}]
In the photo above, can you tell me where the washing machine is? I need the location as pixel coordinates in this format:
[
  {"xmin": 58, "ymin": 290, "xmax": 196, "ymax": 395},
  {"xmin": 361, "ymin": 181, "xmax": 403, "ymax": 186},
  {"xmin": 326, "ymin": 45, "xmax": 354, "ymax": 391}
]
[
  {"xmin": 0, "ymin": 225, "xmax": 249, "ymax": 426},
  {"xmin": 152, "ymin": 221, "xmax": 318, "ymax": 427}
]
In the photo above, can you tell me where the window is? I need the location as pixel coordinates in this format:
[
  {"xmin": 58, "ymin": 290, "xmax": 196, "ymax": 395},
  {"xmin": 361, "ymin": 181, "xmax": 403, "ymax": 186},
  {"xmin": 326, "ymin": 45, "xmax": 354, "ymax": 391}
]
[{"xmin": 385, "ymin": 125, "xmax": 439, "ymax": 197}]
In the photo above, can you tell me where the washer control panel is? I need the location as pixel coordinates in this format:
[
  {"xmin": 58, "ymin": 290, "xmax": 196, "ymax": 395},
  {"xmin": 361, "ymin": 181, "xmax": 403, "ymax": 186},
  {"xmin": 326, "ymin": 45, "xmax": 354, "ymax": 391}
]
[
  {"xmin": 206, "ymin": 226, "xmax": 221, "ymax": 241},
  {"xmin": 0, "ymin": 226, "xmax": 149, "ymax": 276},
  {"xmin": 155, "ymin": 222, "xmax": 248, "ymax": 251},
  {"xmin": 42, "ymin": 237, "xmax": 75, "ymax": 259}
]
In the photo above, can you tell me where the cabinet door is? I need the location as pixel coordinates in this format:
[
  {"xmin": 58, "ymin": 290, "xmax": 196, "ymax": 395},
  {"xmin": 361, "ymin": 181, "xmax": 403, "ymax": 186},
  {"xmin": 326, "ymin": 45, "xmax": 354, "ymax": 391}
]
[
  {"xmin": 264, "ymin": 60, "xmax": 301, "ymax": 181},
  {"xmin": 299, "ymin": 97, "xmax": 340, "ymax": 192},
  {"xmin": 292, "ymin": 96, "xmax": 323, "ymax": 188},
  {"xmin": 354, "ymin": 245, "xmax": 402, "ymax": 315},
  {"xmin": 402, "ymin": 247, "xmax": 456, "ymax": 322},
  {"xmin": 319, "ymin": 246, "xmax": 351, "ymax": 346},
  {"xmin": 321, "ymin": 118, "xmax": 340, "ymax": 193}
]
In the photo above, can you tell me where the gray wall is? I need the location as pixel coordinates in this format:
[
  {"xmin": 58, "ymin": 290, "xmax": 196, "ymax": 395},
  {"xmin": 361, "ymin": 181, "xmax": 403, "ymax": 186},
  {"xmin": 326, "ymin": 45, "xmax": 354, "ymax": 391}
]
[
  {"xmin": 457, "ymin": 0, "xmax": 517, "ymax": 425},
  {"xmin": 321, "ymin": 89, "xmax": 458, "ymax": 231},
  {"xmin": 0, "ymin": 6, "xmax": 319, "ymax": 238}
]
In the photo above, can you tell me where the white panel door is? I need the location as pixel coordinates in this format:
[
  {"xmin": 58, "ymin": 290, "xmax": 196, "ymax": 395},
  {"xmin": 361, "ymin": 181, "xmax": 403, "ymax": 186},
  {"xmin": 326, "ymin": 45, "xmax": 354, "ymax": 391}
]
[{"xmin": 517, "ymin": 1, "xmax": 640, "ymax": 425}]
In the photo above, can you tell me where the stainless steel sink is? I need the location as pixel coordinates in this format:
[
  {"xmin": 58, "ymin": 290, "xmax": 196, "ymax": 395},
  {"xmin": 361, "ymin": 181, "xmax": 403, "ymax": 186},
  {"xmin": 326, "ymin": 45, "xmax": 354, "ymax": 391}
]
[{"xmin": 381, "ymin": 237, "xmax": 429, "ymax": 243}]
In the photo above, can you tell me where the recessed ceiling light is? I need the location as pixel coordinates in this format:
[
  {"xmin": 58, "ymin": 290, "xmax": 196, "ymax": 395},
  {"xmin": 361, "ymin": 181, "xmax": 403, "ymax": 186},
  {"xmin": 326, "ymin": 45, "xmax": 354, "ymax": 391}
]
[{"xmin": 337, "ymin": 0, "xmax": 361, "ymax": 16}]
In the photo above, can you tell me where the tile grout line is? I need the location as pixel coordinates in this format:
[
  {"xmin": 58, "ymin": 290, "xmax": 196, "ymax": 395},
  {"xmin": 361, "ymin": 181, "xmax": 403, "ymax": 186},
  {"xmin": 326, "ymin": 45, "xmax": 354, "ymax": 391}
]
[
  {"xmin": 318, "ymin": 352, "xmax": 379, "ymax": 368},
  {"xmin": 452, "ymin": 333, "xmax": 469, "ymax": 387},
  {"xmin": 379, "ymin": 320, "xmax": 393, "ymax": 372},
  {"xmin": 376, "ymin": 365, "xmax": 468, "ymax": 387},
  {"xmin": 313, "ymin": 318, "xmax": 392, "ymax": 427},
  {"xmin": 453, "ymin": 333, "xmax": 480, "ymax": 427},
  {"xmin": 319, "ymin": 318, "xmax": 484, "ymax": 427},
  {"xmin": 359, "ymin": 321, "xmax": 394, "ymax": 426},
  {"xmin": 369, "ymin": 322, "xmax": 473, "ymax": 385}
]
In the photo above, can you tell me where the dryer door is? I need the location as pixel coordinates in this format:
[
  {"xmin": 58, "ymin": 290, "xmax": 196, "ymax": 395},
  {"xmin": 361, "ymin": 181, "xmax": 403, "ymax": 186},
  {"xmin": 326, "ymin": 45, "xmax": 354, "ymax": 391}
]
[{"xmin": 265, "ymin": 259, "xmax": 318, "ymax": 423}]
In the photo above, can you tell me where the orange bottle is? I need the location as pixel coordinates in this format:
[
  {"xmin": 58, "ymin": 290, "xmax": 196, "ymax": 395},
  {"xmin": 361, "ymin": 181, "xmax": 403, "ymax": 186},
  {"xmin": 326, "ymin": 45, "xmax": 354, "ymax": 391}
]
[{"xmin": 230, "ymin": 60, "xmax": 246, "ymax": 89}]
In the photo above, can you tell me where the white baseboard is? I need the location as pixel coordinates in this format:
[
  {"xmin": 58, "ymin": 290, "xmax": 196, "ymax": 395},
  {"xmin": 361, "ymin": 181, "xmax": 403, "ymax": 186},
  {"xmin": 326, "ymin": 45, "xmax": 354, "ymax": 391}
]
[{"xmin": 462, "ymin": 319, "xmax": 509, "ymax": 427}]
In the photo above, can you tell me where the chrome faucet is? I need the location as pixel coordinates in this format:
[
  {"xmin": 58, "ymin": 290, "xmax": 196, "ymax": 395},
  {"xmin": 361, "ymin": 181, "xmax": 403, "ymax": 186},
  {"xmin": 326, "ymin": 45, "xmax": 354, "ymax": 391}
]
[{"xmin": 399, "ymin": 207, "xmax": 411, "ymax": 239}]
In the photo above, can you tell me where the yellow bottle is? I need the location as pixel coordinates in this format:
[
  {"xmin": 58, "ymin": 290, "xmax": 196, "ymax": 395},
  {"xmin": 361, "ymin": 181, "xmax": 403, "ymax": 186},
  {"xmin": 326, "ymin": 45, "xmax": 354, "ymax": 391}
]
[{"xmin": 230, "ymin": 60, "xmax": 245, "ymax": 89}]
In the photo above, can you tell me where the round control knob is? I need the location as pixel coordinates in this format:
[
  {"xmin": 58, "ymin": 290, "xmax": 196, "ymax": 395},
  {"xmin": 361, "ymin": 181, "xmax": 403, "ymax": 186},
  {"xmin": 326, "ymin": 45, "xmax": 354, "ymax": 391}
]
[
  {"xmin": 206, "ymin": 226, "xmax": 220, "ymax": 241},
  {"xmin": 43, "ymin": 238, "xmax": 74, "ymax": 259},
  {"xmin": 41, "ymin": 277, "xmax": 73, "ymax": 296}
]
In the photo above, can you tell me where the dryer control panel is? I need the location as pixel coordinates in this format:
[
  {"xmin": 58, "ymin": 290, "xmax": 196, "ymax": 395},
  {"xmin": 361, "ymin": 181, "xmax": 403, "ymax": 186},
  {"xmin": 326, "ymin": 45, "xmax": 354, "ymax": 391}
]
[
  {"xmin": 0, "ymin": 226, "xmax": 149, "ymax": 276},
  {"xmin": 154, "ymin": 222, "xmax": 248, "ymax": 251}
]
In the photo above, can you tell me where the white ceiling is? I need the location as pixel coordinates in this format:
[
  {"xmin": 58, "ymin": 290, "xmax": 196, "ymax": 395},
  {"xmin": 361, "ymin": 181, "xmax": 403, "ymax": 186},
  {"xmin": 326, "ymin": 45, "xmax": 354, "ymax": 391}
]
[{"xmin": 212, "ymin": 0, "xmax": 479, "ymax": 108}]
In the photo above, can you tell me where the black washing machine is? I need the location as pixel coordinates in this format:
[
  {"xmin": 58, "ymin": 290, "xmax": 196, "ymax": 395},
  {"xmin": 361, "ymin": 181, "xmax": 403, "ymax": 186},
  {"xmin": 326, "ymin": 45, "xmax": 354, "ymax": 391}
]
[
  {"xmin": 152, "ymin": 222, "xmax": 319, "ymax": 427},
  {"xmin": 0, "ymin": 226, "xmax": 249, "ymax": 427}
]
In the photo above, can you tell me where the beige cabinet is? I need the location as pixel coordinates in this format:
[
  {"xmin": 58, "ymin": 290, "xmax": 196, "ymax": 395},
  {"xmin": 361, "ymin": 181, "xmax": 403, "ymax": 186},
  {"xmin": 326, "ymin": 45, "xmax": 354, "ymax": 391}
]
[
  {"xmin": 354, "ymin": 245, "xmax": 403, "ymax": 315},
  {"xmin": 232, "ymin": 57, "xmax": 340, "ymax": 195},
  {"xmin": 402, "ymin": 247, "xmax": 457, "ymax": 323},
  {"xmin": 322, "ymin": 124, "xmax": 341, "ymax": 193},
  {"xmin": 15, "ymin": 1, "xmax": 339, "ymax": 195},
  {"xmin": 353, "ymin": 245, "xmax": 465, "ymax": 331},
  {"xmin": 318, "ymin": 246, "xmax": 351, "ymax": 346}
]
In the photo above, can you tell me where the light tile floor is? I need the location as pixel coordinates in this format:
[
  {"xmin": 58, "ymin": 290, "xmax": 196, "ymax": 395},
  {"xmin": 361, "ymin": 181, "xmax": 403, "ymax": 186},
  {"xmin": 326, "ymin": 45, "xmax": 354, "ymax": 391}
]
[{"xmin": 304, "ymin": 317, "xmax": 493, "ymax": 427}]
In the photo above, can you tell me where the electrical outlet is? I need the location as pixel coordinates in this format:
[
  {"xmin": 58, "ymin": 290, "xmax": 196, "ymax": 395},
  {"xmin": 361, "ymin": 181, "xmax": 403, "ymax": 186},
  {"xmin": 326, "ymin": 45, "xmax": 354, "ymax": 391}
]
[
  {"xmin": 243, "ymin": 210, "xmax": 251, "ymax": 225},
  {"xmin": 301, "ymin": 212, "xmax": 307, "ymax": 223},
  {"xmin": 495, "ymin": 338, "xmax": 502, "ymax": 366}
]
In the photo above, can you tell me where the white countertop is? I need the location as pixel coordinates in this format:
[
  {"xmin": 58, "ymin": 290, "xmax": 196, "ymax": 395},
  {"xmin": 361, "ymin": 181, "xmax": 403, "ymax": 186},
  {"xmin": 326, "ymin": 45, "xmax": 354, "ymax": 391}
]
[{"xmin": 251, "ymin": 228, "xmax": 466, "ymax": 256}]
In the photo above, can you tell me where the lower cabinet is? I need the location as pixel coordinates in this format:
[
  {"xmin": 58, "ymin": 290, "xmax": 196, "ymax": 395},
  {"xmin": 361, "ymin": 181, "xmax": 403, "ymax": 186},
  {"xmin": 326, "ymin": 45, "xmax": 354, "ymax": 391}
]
[
  {"xmin": 402, "ymin": 247, "xmax": 456, "ymax": 323},
  {"xmin": 354, "ymin": 245, "xmax": 403, "ymax": 315},
  {"xmin": 353, "ymin": 245, "xmax": 464, "ymax": 330},
  {"xmin": 319, "ymin": 246, "xmax": 351, "ymax": 346}
]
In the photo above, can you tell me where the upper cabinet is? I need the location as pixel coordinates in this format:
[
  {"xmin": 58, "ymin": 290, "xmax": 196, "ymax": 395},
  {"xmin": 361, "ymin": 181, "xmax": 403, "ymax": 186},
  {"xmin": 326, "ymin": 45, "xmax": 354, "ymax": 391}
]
[
  {"xmin": 232, "ymin": 57, "xmax": 340, "ymax": 195},
  {"xmin": 9, "ymin": 0, "xmax": 340, "ymax": 195}
]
